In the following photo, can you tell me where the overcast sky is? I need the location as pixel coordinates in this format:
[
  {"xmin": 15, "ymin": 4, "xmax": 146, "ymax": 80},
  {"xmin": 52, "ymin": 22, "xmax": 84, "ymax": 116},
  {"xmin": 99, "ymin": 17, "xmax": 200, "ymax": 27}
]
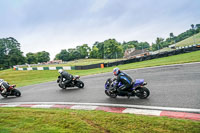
[{"xmin": 0, "ymin": 0, "xmax": 199, "ymax": 60}]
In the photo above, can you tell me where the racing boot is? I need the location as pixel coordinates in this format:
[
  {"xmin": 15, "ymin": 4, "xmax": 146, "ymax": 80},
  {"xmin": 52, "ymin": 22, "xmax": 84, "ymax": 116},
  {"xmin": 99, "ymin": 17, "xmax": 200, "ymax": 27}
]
[
  {"xmin": 1, "ymin": 88, "xmax": 6, "ymax": 94},
  {"xmin": 127, "ymin": 92, "xmax": 132, "ymax": 99}
]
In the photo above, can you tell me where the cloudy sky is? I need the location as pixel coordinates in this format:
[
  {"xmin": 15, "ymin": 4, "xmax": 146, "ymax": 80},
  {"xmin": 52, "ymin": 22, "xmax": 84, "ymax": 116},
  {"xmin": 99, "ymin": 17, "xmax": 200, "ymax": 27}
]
[{"xmin": 0, "ymin": 0, "xmax": 199, "ymax": 60}]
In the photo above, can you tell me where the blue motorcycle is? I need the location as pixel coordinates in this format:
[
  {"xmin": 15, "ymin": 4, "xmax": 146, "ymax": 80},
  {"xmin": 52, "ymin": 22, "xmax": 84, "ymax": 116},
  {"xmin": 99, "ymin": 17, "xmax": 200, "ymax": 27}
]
[{"xmin": 105, "ymin": 78, "xmax": 150, "ymax": 99}]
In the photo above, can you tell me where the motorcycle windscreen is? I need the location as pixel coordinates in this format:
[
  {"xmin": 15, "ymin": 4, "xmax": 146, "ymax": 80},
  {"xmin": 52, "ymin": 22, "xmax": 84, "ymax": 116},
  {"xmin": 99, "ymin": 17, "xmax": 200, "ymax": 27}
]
[{"xmin": 134, "ymin": 79, "xmax": 144, "ymax": 85}]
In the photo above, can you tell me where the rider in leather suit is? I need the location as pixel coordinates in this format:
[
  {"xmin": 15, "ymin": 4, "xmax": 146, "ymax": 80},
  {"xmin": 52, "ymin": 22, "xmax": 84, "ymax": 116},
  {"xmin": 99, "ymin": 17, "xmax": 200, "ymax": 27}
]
[
  {"xmin": 0, "ymin": 79, "xmax": 10, "ymax": 94},
  {"xmin": 58, "ymin": 69, "xmax": 73, "ymax": 88},
  {"xmin": 113, "ymin": 68, "xmax": 133, "ymax": 97}
]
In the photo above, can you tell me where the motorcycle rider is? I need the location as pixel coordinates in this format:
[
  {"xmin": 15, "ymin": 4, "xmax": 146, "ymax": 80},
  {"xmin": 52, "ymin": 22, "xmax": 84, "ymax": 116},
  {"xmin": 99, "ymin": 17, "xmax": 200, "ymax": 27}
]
[
  {"xmin": 58, "ymin": 69, "xmax": 73, "ymax": 88},
  {"xmin": 0, "ymin": 79, "xmax": 10, "ymax": 94},
  {"xmin": 113, "ymin": 67, "xmax": 133, "ymax": 98}
]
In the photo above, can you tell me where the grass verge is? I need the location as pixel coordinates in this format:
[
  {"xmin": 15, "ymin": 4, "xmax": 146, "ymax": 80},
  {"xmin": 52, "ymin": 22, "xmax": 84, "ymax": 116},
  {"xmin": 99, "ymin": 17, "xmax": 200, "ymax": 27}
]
[
  {"xmin": 175, "ymin": 32, "xmax": 200, "ymax": 47},
  {"xmin": 0, "ymin": 51, "xmax": 200, "ymax": 87},
  {"xmin": 0, "ymin": 107, "xmax": 199, "ymax": 133}
]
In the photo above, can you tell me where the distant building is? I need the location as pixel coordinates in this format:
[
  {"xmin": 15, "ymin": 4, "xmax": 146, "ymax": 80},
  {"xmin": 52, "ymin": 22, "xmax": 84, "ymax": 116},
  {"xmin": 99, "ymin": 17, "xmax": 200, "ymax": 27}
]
[
  {"xmin": 124, "ymin": 48, "xmax": 149, "ymax": 59},
  {"xmin": 47, "ymin": 60, "xmax": 62, "ymax": 64},
  {"xmin": 124, "ymin": 48, "xmax": 135, "ymax": 57},
  {"xmin": 169, "ymin": 44, "xmax": 176, "ymax": 49}
]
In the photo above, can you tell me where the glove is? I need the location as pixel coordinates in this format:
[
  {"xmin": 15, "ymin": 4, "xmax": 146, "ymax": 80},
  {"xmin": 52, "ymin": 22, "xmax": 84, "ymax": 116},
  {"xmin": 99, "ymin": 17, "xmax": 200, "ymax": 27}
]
[
  {"xmin": 113, "ymin": 78, "xmax": 117, "ymax": 81},
  {"xmin": 111, "ymin": 85, "xmax": 117, "ymax": 92}
]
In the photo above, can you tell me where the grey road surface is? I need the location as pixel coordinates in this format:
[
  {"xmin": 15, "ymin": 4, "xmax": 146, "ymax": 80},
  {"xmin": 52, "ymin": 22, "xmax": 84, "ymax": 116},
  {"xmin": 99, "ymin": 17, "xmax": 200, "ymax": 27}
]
[{"xmin": 1, "ymin": 63, "xmax": 200, "ymax": 109}]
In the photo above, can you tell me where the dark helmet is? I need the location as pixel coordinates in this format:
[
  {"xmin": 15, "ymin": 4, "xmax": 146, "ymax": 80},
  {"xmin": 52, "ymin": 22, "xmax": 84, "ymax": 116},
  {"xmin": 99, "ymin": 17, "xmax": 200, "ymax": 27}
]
[{"xmin": 113, "ymin": 67, "xmax": 120, "ymax": 76}]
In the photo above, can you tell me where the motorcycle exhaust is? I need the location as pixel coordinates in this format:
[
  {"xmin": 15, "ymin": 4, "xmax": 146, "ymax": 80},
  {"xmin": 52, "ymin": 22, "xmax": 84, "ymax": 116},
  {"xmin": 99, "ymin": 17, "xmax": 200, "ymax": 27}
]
[{"xmin": 143, "ymin": 82, "xmax": 147, "ymax": 85}]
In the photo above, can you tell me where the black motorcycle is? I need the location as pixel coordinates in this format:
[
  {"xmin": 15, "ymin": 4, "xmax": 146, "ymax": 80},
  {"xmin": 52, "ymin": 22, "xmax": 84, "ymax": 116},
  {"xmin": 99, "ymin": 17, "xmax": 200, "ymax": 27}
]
[
  {"xmin": 0, "ymin": 84, "xmax": 21, "ymax": 98},
  {"xmin": 57, "ymin": 75, "xmax": 84, "ymax": 89}
]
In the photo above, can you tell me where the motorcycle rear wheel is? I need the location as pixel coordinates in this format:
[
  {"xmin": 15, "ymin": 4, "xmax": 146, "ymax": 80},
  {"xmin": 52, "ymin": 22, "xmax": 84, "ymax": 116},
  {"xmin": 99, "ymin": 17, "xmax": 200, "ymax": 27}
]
[
  {"xmin": 136, "ymin": 87, "xmax": 150, "ymax": 99},
  {"xmin": 14, "ymin": 89, "xmax": 21, "ymax": 97}
]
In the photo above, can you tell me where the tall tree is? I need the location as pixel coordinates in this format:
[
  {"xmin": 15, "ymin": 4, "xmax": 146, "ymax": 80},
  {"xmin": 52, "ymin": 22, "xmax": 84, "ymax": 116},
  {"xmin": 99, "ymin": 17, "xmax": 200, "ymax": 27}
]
[
  {"xmin": 122, "ymin": 41, "xmax": 135, "ymax": 52},
  {"xmin": 26, "ymin": 52, "xmax": 38, "ymax": 64},
  {"xmin": 89, "ymin": 46, "xmax": 99, "ymax": 58},
  {"xmin": 0, "ymin": 37, "xmax": 26, "ymax": 69},
  {"xmin": 151, "ymin": 37, "xmax": 164, "ymax": 51},
  {"xmin": 169, "ymin": 33, "xmax": 174, "ymax": 38},
  {"xmin": 68, "ymin": 48, "xmax": 81, "ymax": 60},
  {"xmin": 156, "ymin": 37, "xmax": 164, "ymax": 50},
  {"xmin": 76, "ymin": 44, "xmax": 91, "ymax": 59},
  {"xmin": 191, "ymin": 24, "xmax": 194, "ymax": 29},
  {"xmin": 36, "ymin": 51, "xmax": 50, "ymax": 63},
  {"xmin": 137, "ymin": 42, "xmax": 150, "ymax": 50},
  {"xmin": 55, "ymin": 49, "xmax": 70, "ymax": 61},
  {"xmin": 94, "ymin": 42, "xmax": 105, "ymax": 59},
  {"xmin": 103, "ymin": 39, "xmax": 123, "ymax": 59},
  {"xmin": 8, "ymin": 48, "xmax": 26, "ymax": 66}
]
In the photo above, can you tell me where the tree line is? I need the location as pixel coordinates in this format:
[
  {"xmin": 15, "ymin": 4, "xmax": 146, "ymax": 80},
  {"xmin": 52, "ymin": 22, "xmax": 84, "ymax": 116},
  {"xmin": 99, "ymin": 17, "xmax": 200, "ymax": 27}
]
[
  {"xmin": 0, "ymin": 37, "xmax": 50, "ymax": 69},
  {"xmin": 55, "ymin": 39, "xmax": 150, "ymax": 61},
  {"xmin": 151, "ymin": 24, "xmax": 200, "ymax": 51},
  {"xmin": 0, "ymin": 24, "xmax": 199, "ymax": 69}
]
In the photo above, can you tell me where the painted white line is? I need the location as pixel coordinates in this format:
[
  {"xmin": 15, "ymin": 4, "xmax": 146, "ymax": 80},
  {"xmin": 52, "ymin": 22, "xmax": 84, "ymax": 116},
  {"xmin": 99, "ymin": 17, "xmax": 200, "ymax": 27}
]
[
  {"xmin": 31, "ymin": 105, "xmax": 53, "ymax": 108},
  {"xmin": 1, "ymin": 102, "xmax": 199, "ymax": 113},
  {"xmin": 1, "ymin": 104, "xmax": 19, "ymax": 107},
  {"xmin": 123, "ymin": 108, "xmax": 161, "ymax": 116},
  {"xmin": 71, "ymin": 105, "xmax": 98, "ymax": 110}
]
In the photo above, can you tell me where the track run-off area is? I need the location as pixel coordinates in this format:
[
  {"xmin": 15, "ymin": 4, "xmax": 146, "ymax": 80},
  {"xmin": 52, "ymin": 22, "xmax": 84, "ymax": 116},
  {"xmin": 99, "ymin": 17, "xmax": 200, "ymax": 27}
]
[{"xmin": 1, "ymin": 62, "xmax": 200, "ymax": 113}]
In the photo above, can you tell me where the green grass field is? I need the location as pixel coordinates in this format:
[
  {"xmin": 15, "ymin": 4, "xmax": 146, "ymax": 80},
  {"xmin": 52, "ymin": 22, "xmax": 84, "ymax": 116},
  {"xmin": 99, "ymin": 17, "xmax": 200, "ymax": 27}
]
[
  {"xmin": 175, "ymin": 32, "xmax": 200, "ymax": 47},
  {"xmin": 0, "ymin": 50, "xmax": 200, "ymax": 87},
  {"xmin": 0, "ymin": 108, "xmax": 199, "ymax": 133}
]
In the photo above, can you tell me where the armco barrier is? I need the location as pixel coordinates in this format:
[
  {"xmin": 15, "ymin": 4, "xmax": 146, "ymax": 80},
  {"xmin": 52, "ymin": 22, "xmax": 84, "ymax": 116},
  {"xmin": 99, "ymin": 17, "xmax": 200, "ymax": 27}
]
[
  {"xmin": 75, "ymin": 63, "xmax": 102, "ymax": 70},
  {"xmin": 15, "ymin": 66, "xmax": 71, "ymax": 71}
]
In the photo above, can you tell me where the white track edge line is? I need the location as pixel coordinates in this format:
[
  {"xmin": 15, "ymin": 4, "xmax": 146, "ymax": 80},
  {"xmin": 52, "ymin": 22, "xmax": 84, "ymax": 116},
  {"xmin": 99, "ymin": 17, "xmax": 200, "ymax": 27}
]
[{"xmin": 1, "ymin": 102, "xmax": 199, "ymax": 113}]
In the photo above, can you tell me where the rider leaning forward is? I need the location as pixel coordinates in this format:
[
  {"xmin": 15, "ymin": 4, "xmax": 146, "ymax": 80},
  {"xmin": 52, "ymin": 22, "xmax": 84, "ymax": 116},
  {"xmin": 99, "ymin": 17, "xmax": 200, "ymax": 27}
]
[
  {"xmin": 0, "ymin": 79, "xmax": 10, "ymax": 94},
  {"xmin": 58, "ymin": 69, "xmax": 73, "ymax": 88},
  {"xmin": 113, "ymin": 67, "xmax": 133, "ymax": 98}
]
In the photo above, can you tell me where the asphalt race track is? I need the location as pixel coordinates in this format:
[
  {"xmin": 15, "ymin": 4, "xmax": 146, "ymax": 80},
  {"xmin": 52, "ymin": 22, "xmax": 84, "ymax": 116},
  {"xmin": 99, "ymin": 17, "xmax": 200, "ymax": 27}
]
[{"xmin": 1, "ymin": 63, "xmax": 200, "ymax": 109}]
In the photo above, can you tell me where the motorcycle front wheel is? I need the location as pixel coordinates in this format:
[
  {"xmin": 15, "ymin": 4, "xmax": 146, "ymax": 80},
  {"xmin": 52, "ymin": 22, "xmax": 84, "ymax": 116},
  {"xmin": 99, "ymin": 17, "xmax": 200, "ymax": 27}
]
[
  {"xmin": 59, "ymin": 84, "xmax": 66, "ymax": 89},
  {"xmin": 105, "ymin": 90, "xmax": 117, "ymax": 98},
  {"xmin": 1, "ymin": 93, "xmax": 7, "ymax": 98},
  {"xmin": 135, "ymin": 87, "xmax": 150, "ymax": 99}
]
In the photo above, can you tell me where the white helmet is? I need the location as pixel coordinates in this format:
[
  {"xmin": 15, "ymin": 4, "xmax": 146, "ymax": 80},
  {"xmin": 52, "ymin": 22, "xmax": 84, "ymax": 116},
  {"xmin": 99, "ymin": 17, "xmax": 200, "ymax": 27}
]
[
  {"xmin": 0, "ymin": 79, "xmax": 4, "ymax": 83},
  {"xmin": 58, "ymin": 69, "xmax": 63, "ymax": 74}
]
